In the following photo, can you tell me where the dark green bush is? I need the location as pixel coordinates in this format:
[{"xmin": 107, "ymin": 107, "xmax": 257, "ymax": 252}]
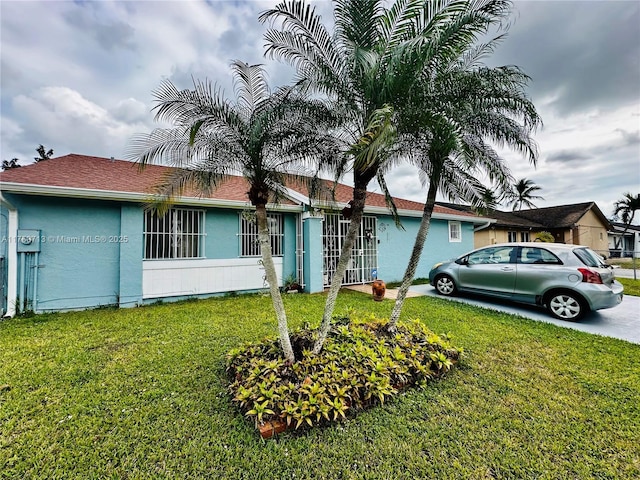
[{"xmin": 226, "ymin": 313, "xmax": 461, "ymax": 434}]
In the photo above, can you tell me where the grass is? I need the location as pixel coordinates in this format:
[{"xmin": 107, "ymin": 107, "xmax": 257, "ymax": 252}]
[
  {"xmin": 1, "ymin": 292, "xmax": 639, "ymax": 479},
  {"xmin": 608, "ymin": 259, "xmax": 640, "ymax": 269},
  {"xmin": 618, "ymin": 277, "xmax": 640, "ymax": 296}
]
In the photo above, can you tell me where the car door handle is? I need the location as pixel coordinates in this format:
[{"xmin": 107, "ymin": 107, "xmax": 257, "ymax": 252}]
[{"xmin": 500, "ymin": 267, "xmax": 515, "ymax": 272}]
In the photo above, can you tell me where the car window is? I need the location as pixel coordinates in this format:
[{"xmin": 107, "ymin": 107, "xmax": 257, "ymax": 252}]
[
  {"xmin": 467, "ymin": 246, "xmax": 515, "ymax": 265},
  {"xmin": 573, "ymin": 247, "xmax": 607, "ymax": 267},
  {"xmin": 519, "ymin": 247, "xmax": 561, "ymax": 265}
]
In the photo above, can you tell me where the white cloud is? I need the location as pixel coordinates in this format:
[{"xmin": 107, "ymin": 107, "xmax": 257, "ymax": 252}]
[{"xmin": 11, "ymin": 87, "xmax": 151, "ymax": 159}]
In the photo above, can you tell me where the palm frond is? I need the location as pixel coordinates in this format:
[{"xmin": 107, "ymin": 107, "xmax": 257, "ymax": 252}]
[{"xmin": 230, "ymin": 60, "xmax": 271, "ymax": 118}]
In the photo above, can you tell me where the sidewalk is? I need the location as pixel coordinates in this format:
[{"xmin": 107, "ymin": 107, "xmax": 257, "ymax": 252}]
[
  {"xmin": 344, "ymin": 283, "xmax": 425, "ymax": 300},
  {"xmin": 614, "ymin": 268, "xmax": 638, "ymax": 279}
]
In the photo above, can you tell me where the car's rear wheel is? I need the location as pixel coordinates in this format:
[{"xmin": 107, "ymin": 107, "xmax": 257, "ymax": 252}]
[
  {"xmin": 434, "ymin": 274, "xmax": 457, "ymax": 296},
  {"xmin": 546, "ymin": 291, "xmax": 587, "ymax": 321}
]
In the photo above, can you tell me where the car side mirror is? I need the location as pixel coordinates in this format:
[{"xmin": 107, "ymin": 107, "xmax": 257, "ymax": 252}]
[{"xmin": 456, "ymin": 257, "xmax": 468, "ymax": 266}]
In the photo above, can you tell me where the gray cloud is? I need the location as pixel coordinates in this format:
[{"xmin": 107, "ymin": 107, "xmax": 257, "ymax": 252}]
[
  {"xmin": 488, "ymin": 1, "xmax": 640, "ymax": 116},
  {"xmin": 63, "ymin": 5, "xmax": 135, "ymax": 51},
  {"xmin": 615, "ymin": 128, "xmax": 640, "ymax": 146},
  {"xmin": 546, "ymin": 150, "xmax": 593, "ymax": 164}
]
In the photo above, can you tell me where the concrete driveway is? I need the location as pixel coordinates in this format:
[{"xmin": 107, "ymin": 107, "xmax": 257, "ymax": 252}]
[{"xmin": 409, "ymin": 284, "xmax": 640, "ymax": 345}]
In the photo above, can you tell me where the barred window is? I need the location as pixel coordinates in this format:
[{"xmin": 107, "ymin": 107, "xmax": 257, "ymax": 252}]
[
  {"xmin": 240, "ymin": 212, "xmax": 284, "ymax": 257},
  {"xmin": 508, "ymin": 231, "xmax": 518, "ymax": 242},
  {"xmin": 520, "ymin": 231, "xmax": 530, "ymax": 242},
  {"xmin": 144, "ymin": 208, "xmax": 204, "ymax": 259}
]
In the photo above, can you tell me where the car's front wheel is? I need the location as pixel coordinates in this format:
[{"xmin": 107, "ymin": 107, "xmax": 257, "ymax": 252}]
[
  {"xmin": 434, "ymin": 275, "xmax": 457, "ymax": 296},
  {"xmin": 546, "ymin": 291, "xmax": 587, "ymax": 321}
]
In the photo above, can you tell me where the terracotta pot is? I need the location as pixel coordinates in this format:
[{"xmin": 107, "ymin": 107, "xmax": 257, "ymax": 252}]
[
  {"xmin": 372, "ymin": 279, "xmax": 386, "ymax": 301},
  {"xmin": 258, "ymin": 419, "xmax": 287, "ymax": 439}
]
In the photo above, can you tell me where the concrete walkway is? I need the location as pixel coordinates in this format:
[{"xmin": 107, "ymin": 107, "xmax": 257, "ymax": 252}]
[
  {"xmin": 345, "ymin": 282, "xmax": 640, "ymax": 345},
  {"xmin": 344, "ymin": 283, "xmax": 424, "ymax": 300},
  {"xmin": 614, "ymin": 268, "xmax": 639, "ymax": 279}
]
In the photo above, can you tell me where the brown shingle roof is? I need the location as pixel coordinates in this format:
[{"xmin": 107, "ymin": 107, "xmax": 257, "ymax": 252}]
[
  {"xmin": 436, "ymin": 201, "xmax": 611, "ymax": 229},
  {"xmin": 512, "ymin": 202, "xmax": 610, "ymax": 229},
  {"xmin": 0, "ymin": 154, "xmax": 477, "ymax": 218},
  {"xmin": 0, "ymin": 153, "xmax": 252, "ymax": 202}
]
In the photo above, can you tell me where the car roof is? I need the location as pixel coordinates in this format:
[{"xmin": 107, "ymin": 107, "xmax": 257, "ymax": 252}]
[{"xmin": 488, "ymin": 242, "xmax": 586, "ymax": 251}]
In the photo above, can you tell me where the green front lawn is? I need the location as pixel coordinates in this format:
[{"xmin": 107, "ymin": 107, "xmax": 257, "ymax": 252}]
[
  {"xmin": 618, "ymin": 277, "xmax": 640, "ymax": 297},
  {"xmin": 1, "ymin": 292, "xmax": 638, "ymax": 479}
]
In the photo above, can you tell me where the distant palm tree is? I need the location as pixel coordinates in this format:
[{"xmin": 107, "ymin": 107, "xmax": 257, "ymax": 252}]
[
  {"xmin": 613, "ymin": 192, "xmax": 640, "ymax": 226},
  {"xmin": 129, "ymin": 61, "xmax": 340, "ymax": 364},
  {"xmin": 1, "ymin": 158, "xmax": 21, "ymax": 170},
  {"xmin": 34, "ymin": 145, "xmax": 54, "ymax": 162},
  {"xmin": 510, "ymin": 178, "xmax": 543, "ymax": 211},
  {"xmin": 473, "ymin": 187, "xmax": 501, "ymax": 216}
]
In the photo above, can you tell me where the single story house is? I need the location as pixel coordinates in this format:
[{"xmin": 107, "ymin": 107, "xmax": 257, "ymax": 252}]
[
  {"xmin": 608, "ymin": 222, "xmax": 640, "ymax": 258},
  {"xmin": 440, "ymin": 201, "xmax": 612, "ymax": 255},
  {"xmin": 0, "ymin": 154, "xmax": 484, "ymax": 316}
]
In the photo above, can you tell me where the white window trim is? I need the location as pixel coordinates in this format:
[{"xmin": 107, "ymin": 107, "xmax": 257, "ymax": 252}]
[{"xmin": 448, "ymin": 221, "xmax": 462, "ymax": 243}]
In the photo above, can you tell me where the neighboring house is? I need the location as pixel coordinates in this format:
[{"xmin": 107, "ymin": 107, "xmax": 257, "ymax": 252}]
[
  {"xmin": 440, "ymin": 201, "xmax": 612, "ymax": 255},
  {"xmin": 608, "ymin": 222, "xmax": 640, "ymax": 258},
  {"xmin": 0, "ymin": 154, "xmax": 483, "ymax": 316}
]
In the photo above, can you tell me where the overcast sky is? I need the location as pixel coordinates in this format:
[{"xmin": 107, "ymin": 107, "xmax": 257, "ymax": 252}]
[{"xmin": 1, "ymin": 0, "xmax": 639, "ymax": 219}]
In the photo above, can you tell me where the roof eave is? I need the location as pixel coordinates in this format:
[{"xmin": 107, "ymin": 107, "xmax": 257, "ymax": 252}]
[{"xmin": 0, "ymin": 182, "xmax": 303, "ymax": 212}]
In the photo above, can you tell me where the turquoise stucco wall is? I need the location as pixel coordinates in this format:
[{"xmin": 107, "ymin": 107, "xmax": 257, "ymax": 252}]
[
  {"xmin": 282, "ymin": 213, "xmax": 297, "ymax": 281},
  {"xmin": 119, "ymin": 205, "xmax": 144, "ymax": 307},
  {"xmin": 375, "ymin": 215, "xmax": 475, "ymax": 283},
  {"xmin": 1, "ymin": 191, "xmax": 476, "ymax": 312},
  {"xmin": 1, "ymin": 196, "xmax": 302, "ymax": 312},
  {"xmin": 203, "ymin": 208, "xmax": 239, "ymax": 258},
  {"xmin": 303, "ymin": 215, "xmax": 324, "ymax": 293},
  {"xmin": 6, "ymin": 195, "xmax": 123, "ymax": 311}
]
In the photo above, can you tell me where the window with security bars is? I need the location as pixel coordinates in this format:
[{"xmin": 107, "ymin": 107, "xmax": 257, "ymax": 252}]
[
  {"xmin": 240, "ymin": 213, "xmax": 284, "ymax": 257},
  {"xmin": 144, "ymin": 208, "xmax": 204, "ymax": 259}
]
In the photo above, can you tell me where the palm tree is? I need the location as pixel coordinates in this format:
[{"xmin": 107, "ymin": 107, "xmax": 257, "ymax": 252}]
[
  {"xmin": 129, "ymin": 61, "xmax": 340, "ymax": 364},
  {"xmin": 472, "ymin": 186, "xmax": 501, "ymax": 216},
  {"xmin": 34, "ymin": 145, "xmax": 54, "ymax": 162},
  {"xmin": 260, "ymin": 0, "xmax": 515, "ymax": 353},
  {"xmin": 1, "ymin": 158, "xmax": 21, "ymax": 170},
  {"xmin": 509, "ymin": 177, "xmax": 543, "ymax": 211},
  {"xmin": 613, "ymin": 192, "xmax": 640, "ymax": 226},
  {"xmin": 385, "ymin": 52, "xmax": 541, "ymax": 331}
]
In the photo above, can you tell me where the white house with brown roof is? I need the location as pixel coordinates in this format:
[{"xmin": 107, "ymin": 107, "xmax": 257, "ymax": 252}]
[{"xmin": 0, "ymin": 154, "xmax": 484, "ymax": 315}]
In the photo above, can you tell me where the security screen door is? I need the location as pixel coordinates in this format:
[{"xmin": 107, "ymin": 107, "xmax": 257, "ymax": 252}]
[{"xmin": 322, "ymin": 213, "xmax": 378, "ymax": 286}]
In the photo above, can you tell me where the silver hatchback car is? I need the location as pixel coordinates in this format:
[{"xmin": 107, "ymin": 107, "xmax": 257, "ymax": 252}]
[{"xmin": 428, "ymin": 242, "xmax": 624, "ymax": 320}]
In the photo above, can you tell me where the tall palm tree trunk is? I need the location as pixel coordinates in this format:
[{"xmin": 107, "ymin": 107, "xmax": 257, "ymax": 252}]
[
  {"xmin": 255, "ymin": 203, "xmax": 295, "ymax": 363},
  {"xmin": 386, "ymin": 180, "xmax": 439, "ymax": 331},
  {"xmin": 312, "ymin": 186, "xmax": 368, "ymax": 354}
]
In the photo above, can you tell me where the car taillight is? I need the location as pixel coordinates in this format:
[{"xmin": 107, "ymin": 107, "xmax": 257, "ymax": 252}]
[{"xmin": 578, "ymin": 268, "xmax": 603, "ymax": 284}]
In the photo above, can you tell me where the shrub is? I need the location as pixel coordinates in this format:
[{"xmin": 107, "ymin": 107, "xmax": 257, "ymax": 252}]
[
  {"xmin": 226, "ymin": 313, "xmax": 461, "ymax": 435},
  {"xmin": 535, "ymin": 231, "xmax": 555, "ymax": 242}
]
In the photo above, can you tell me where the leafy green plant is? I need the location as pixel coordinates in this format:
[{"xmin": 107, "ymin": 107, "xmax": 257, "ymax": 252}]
[
  {"xmin": 226, "ymin": 314, "xmax": 461, "ymax": 434},
  {"xmin": 535, "ymin": 231, "xmax": 555, "ymax": 242}
]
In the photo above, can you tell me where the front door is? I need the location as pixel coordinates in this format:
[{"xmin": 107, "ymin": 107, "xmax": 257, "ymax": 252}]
[{"xmin": 322, "ymin": 213, "xmax": 377, "ymax": 286}]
